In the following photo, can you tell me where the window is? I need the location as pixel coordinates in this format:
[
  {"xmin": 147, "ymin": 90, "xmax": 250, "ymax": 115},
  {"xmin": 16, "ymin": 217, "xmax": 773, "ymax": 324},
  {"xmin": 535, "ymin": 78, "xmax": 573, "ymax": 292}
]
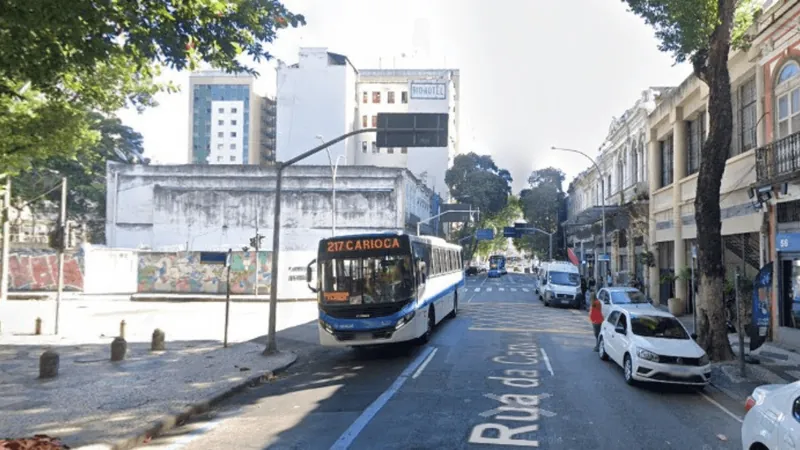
[
  {"xmin": 217, "ymin": 156, "xmax": 223, "ymax": 162},
  {"xmin": 230, "ymin": 156, "xmax": 236, "ymax": 162},
  {"xmin": 231, "ymin": 107, "xmax": 238, "ymax": 113},
  {"xmin": 231, "ymin": 119, "xmax": 237, "ymax": 126},
  {"xmin": 217, "ymin": 144, "xmax": 224, "ymax": 150},
  {"xmin": 362, "ymin": 141, "xmax": 368, "ymax": 153},
  {"xmin": 388, "ymin": 147, "xmax": 394, "ymax": 154},
  {"xmin": 230, "ymin": 132, "xmax": 237, "ymax": 137},
  {"xmin": 218, "ymin": 108, "xmax": 224, "ymax": 113},
  {"xmin": 372, "ymin": 115, "xmax": 378, "ymax": 127},
  {"xmin": 372, "ymin": 92, "xmax": 381, "ymax": 103},
  {"xmin": 372, "ymin": 142, "xmax": 378, "ymax": 153},
  {"xmin": 217, "ymin": 132, "xmax": 224, "ymax": 138},
  {"xmin": 606, "ymin": 310, "xmax": 621, "ymax": 325},
  {"xmin": 388, "ymin": 92, "xmax": 395, "ymax": 104},
  {"xmin": 630, "ymin": 315, "xmax": 689, "ymax": 339},
  {"xmin": 230, "ymin": 144, "xmax": 236, "ymax": 149},
  {"xmin": 218, "ymin": 120, "xmax": 224, "ymax": 126},
  {"xmin": 631, "ymin": 143, "xmax": 639, "ymax": 184},
  {"xmin": 739, "ymin": 79, "xmax": 756, "ymax": 152},
  {"xmin": 616, "ymin": 160, "xmax": 623, "ymax": 192},
  {"xmin": 401, "ymin": 147, "xmax": 408, "ymax": 154},
  {"xmin": 686, "ymin": 113, "xmax": 705, "ymax": 175},
  {"xmin": 401, "ymin": 91, "xmax": 408, "ymax": 103},
  {"xmin": 660, "ymin": 136, "xmax": 674, "ymax": 188},
  {"xmin": 362, "ymin": 115, "xmax": 368, "ymax": 127},
  {"xmin": 363, "ymin": 92, "xmax": 368, "ymax": 103}
]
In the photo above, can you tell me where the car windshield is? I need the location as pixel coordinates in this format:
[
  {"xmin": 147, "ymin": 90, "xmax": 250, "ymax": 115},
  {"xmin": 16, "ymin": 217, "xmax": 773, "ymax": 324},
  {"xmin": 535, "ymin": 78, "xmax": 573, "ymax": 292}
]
[
  {"xmin": 320, "ymin": 255, "xmax": 414, "ymax": 305},
  {"xmin": 610, "ymin": 290, "xmax": 648, "ymax": 305},
  {"xmin": 549, "ymin": 271, "xmax": 579, "ymax": 286},
  {"xmin": 630, "ymin": 315, "xmax": 690, "ymax": 340}
]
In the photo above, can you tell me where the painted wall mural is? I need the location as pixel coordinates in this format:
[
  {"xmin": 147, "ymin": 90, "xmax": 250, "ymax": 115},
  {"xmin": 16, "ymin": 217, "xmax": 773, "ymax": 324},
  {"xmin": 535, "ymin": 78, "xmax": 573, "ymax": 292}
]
[
  {"xmin": 137, "ymin": 251, "xmax": 272, "ymax": 294},
  {"xmin": 4, "ymin": 250, "xmax": 85, "ymax": 291}
]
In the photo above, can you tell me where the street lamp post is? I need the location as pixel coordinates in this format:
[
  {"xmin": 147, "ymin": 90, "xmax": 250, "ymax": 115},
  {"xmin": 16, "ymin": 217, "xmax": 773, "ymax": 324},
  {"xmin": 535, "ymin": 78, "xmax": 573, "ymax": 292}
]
[
  {"xmin": 417, "ymin": 209, "xmax": 479, "ymax": 236},
  {"xmin": 551, "ymin": 146, "xmax": 607, "ymax": 287},
  {"xmin": 315, "ymin": 136, "xmax": 347, "ymax": 236}
]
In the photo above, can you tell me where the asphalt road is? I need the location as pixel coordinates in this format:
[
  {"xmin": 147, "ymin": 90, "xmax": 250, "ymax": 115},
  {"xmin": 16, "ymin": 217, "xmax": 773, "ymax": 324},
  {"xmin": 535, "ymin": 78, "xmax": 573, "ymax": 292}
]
[{"xmin": 144, "ymin": 273, "xmax": 746, "ymax": 450}]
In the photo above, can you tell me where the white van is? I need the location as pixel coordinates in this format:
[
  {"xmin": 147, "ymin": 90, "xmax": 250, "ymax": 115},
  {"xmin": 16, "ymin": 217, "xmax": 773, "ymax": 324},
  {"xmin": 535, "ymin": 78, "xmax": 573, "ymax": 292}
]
[{"xmin": 538, "ymin": 261, "xmax": 582, "ymax": 308}]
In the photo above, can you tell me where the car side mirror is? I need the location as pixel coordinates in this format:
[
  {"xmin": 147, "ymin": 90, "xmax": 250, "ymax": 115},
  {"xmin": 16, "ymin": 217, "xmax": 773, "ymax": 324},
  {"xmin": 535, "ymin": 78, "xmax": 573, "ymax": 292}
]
[
  {"xmin": 603, "ymin": 298, "xmax": 610, "ymax": 305},
  {"xmin": 615, "ymin": 325, "xmax": 625, "ymax": 334},
  {"xmin": 690, "ymin": 333, "xmax": 698, "ymax": 340},
  {"xmin": 793, "ymin": 396, "xmax": 800, "ymax": 421},
  {"xmin": 306, "ymin": 259, "xmax": 318, "ymax": 293}
]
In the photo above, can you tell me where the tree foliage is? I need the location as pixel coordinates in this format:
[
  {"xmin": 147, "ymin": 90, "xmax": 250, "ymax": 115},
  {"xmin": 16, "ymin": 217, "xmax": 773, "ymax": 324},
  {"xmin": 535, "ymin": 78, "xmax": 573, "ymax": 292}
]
[
  {"xmin": 445, "ymin": 152, "xmax": 512, "ymax": 217},
  {"xmin": 518, "ymin": 168, "xmax": 567, "ymax": 259},
  {"xmin": 473, "ymin": 197, "xmax": 523, "ymax": 258},
  {"xmin": 11, "ymin": 114, "xmax": 147, "ymax": 242},
  {"xmin": 623, "ymin": 0, "xmax": 760, "ymax": 360},
  {"xmin": 0, "ymin": 0, "xmax": 305, "ymax": 173}
]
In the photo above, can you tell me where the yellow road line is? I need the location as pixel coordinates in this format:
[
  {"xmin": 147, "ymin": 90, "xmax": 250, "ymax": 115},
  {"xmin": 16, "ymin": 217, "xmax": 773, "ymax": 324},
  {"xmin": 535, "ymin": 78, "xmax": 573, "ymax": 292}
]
[{"xmin": 469, "ymin": 327, "xmax": 593, "ymax": 335}]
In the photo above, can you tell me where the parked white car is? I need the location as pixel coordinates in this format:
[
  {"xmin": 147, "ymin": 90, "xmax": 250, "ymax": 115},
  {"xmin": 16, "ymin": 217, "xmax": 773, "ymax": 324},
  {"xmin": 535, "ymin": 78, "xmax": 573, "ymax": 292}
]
[
  {"xmin": 741, "ymin": 380, "xmax": 800, "ymax": 449},
  {"xmin": 597, "ymin": 305, "xmax": 711, "ymax": 387},
  {"xmin": 597, "ymin": 287, "xmax": 656, "ymax": 317}
]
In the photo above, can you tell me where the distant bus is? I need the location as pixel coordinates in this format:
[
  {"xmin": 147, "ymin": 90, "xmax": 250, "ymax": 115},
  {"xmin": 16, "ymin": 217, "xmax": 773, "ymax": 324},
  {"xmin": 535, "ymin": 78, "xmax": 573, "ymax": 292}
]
[
  {"xmin": 306, "ymin": 232, "xmax": 464, "ymax": 347},
  {"xmin": 488, "ymin": 254, "xmax": 506, "ymax": 278}
]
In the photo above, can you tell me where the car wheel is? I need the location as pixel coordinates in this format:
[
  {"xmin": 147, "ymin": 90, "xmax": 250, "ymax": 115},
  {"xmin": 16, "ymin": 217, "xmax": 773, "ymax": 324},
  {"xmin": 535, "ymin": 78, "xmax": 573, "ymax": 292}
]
[
  {"xmin": 623, "ymin": 354, "xmax": 636, "ymax": 385},
  {"xmin": 598, "ymin": 337, "xmax": 608, "ymax": 361},
  {"xmin": 419, "ymin": 306, "xmax": 435, "ymax": 344}
]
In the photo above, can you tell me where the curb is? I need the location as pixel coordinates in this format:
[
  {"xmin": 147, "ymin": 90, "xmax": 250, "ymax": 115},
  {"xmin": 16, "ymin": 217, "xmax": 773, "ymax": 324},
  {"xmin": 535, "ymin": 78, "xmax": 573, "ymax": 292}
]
[
  {"xmin": 130, "ymin": 296, "xmax": 315, "ymax": 303},
  {"xmin": 73, "ymin": 350, "xmax": 298, "ymax": 450}
]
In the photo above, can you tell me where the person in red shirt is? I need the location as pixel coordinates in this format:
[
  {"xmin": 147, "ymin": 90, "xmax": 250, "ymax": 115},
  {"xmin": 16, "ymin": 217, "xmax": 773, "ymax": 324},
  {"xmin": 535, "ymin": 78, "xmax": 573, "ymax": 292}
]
[{"xmin": 589, "ymin": 292, "xmax": 604, "ymax": 351}]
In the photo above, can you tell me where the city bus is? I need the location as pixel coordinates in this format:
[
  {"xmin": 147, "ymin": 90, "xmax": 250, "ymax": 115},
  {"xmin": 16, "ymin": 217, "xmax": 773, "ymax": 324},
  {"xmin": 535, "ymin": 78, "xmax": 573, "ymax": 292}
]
[
  {"xmin": 305, "ymin": 232, "xmax": 464, "ymax": 347},
  {"xmin": 488, "ymin": 254, "xmax": 506, "ymax": 278}
]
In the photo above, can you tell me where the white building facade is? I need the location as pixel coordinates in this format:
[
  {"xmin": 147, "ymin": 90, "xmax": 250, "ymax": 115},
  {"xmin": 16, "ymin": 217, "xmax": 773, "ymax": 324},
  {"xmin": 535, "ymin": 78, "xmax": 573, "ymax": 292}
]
[
  {"xmin": 105, "ymin": 162, "xmax": 436, "ymax": 299},
  {"xmin": 275, "ymin": 48, "xmax": 460, "ymax": 199}
]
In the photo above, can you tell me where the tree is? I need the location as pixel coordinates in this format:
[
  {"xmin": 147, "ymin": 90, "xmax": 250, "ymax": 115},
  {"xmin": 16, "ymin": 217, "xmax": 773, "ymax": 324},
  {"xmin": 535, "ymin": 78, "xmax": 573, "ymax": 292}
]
[
  {"xmin": 474, "ymin": 197, "xmax": 523, "ymax": 258},
  {"xmin": 623, "ymin": 0, "xmax": 760, "ymax": 360},
  {"xmin": 0, "ymin": 0, "xmax": 305, "ymax": 174},
  {"xmin": 445, "ymin": 153, "xmax": 512, "ymax": 217},
  {"xmin": 518, "ymin": 168, "xmax": 567, "ymax": 259},
  {"xmin": 11, "ymin": 113, "xmax": 147, "ymax": 242}
]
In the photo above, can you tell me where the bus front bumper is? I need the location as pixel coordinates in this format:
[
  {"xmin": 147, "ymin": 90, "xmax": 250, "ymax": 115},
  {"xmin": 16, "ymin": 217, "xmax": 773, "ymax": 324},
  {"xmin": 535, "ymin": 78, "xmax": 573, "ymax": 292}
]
[{"xmin": 318, "ymin": 312, "xmax": 426, "ymax": 347}]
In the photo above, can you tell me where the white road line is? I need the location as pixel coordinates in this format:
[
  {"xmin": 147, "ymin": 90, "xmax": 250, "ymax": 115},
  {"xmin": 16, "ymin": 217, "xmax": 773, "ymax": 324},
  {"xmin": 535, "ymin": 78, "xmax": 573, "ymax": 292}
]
[
  {"xmin": 474, "ymin": 288, "xmax": 480, "ymax": 292},
  {"xmin": 699, "ymin": 391, "xmax": 743, "ymax": 423},
  {"xmin": 331, "ymin": 346, "xmax": 436, "ymax": 450},
  {"xmin": 486, "ymin": 287, "xmax": 493, "ymax": 292},
  {"xmin": 523, "ymin": 288, "xmax": 529, "ymax": 292},
  {"xmin": 467, "ymin": 277, "xmax": 488, "ymax": 303},
  {"xmin": 412, "ymin": 347, "xmax": 439, "ymax": 379},
  {"xmin": 541, "ymin": 348, "xmax": 554, "ymax": 376},
  {"xmin": 511, "ymin": 288, "xmax": 517, "ymax": 292},
  {"xmin": 499, "ymin": 287, "xmax": 505, "ymax": 292}
]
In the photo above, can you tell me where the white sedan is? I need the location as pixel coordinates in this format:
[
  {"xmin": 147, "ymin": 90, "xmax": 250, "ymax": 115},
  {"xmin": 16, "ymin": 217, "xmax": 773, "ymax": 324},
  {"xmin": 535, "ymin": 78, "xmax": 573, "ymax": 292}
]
[
  {"xmin": 741, "ymin": 381, "xmax": 800, "ymax": 449},
  {"xmin": 597, "ymin": 287, "xmax": 656, "ymax": 317},
  {"xmin": 597, "ymin": 305, "xmax": 711, "ymax": 387}
]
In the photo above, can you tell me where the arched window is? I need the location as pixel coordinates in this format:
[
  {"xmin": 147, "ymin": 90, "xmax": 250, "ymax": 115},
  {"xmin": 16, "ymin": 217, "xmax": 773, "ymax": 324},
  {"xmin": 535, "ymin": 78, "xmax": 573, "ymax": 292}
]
[
  {"xmin": 775, "ymin": 61, "xmax": 800, "ymax": 138},
  {"xmin": 631, "ymin": 142, "xmax": 639, "ymax": 184},
  {"xmin": 616, "ymin": 158, "xmax": 624, "ymax": 193}
]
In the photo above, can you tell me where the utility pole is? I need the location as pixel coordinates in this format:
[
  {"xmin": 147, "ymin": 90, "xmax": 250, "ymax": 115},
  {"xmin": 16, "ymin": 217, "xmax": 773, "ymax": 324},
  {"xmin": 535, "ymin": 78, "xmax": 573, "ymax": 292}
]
[
  {"xmin": 54, "ymin": 177, "xmax": 67, "ymax": 335},
  {"xmin": 254, "ymin": 216, "xmax": 260, "ymax": 296},
  {"xmin": 0, "ymin": 176, "xmax": 10, "ymax": 302}
]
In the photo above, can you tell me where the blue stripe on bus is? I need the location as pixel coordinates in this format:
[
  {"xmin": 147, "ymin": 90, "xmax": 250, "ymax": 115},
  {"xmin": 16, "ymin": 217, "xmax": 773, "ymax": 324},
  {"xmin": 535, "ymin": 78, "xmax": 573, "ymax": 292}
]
[{"xmin": 320, "ymin": 278, "xmax": 464, "ymax": 331}]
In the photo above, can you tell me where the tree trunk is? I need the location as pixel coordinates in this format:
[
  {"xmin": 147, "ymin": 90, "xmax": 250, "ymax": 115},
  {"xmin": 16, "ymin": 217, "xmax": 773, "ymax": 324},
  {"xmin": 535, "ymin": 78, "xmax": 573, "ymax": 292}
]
[{"xmin": 692, "ymin": 0, "xmax": 737, "ymax": 361}]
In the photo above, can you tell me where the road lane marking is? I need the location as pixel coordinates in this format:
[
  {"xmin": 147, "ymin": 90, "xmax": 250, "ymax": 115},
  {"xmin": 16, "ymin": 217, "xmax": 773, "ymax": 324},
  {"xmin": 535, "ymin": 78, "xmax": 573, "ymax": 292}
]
[
  {"xmin": 412, "ymin": 347, "xmax": 439, "ymax": 379},
  {"xmin": 540, "ymin": 349, "xmax": 554, "ymax": 376},
  {"xmin": 511, "ymin": 288, "xmax": 517, "ymax": 292},
  {"xmin": 487, "ymin": 287, "xmax": 493, "ymax": 292},
  {"xmin": 500, "ymin": 288, "xmax": 505, "ymax": 292},
  {"xmin": 467, "ymin": 277, "xmax": 489, "ymax": 303},
  {"xmin": 699, "ymin": 391, "xmax": 743, "ymax": 423},
  {"xmin": 474, "ymin": 288, "xmax": 481, "ymax": 292},
  {"xmin": 469, "ymin": 327, "xmax": 593, "ymax": 335},
  {"xmin": 523, "ymin": 288, "xmax": 529, "ymax": 292},
  {"xmin": 330, "ymin": 346, "xmax": 436, "ymax": 450}
]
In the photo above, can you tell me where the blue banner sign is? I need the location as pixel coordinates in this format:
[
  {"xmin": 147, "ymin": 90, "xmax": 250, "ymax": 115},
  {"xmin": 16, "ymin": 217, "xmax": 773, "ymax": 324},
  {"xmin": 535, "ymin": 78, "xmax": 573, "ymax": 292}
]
[
  {"xmin": 750, "ymin": 262, "xmax": 773, "ymax": 351},
  {"xmin": 476, "ymin": 228, "xmax": 495, "ymax": 241},
  {"xmin": 503, "ymin": 227, "xmax": 518, "ymax": 238},
  {"xmin": 200, "ymin": 252, "xmax": 228, "ymax": 265},
  {"xmin": 777, "ymin": 232, "xmax": 800, "ymax": 252}
]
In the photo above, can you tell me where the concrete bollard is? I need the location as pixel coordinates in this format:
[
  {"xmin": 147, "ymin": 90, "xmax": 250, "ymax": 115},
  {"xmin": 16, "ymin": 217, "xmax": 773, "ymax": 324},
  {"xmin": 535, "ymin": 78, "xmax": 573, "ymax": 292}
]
[
  {"xmin": 110, "ymin": 336, "xmax": 127, "ymax": 361},
  {"xmin": 39, "ymin": 349, "xmax": 59, "ymax": 379},
  {"xmin": 151, "ymin": 328, "xmax": 165, "ymax": 351},
  {"xmin": 35, "ymin": 317, "xmax": 42, "ymax": 335},
  {"xmin": 119, "ymin": 320, "xmax": 126, "ymax": 339}
]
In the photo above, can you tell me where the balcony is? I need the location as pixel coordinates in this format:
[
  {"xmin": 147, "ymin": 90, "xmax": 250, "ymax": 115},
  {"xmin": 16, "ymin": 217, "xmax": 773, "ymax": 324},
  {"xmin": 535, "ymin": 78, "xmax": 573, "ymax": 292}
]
[{"xmin": 756, "ymin": 131, "xmax": 800, "ymax": 185}]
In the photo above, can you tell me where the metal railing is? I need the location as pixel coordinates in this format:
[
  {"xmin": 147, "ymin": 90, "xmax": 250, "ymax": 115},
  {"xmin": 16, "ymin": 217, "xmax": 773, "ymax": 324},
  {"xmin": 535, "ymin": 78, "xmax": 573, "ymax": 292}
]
[{"xmin": 756, "ymin": 131, "xmax": 800, "ymax": 183}]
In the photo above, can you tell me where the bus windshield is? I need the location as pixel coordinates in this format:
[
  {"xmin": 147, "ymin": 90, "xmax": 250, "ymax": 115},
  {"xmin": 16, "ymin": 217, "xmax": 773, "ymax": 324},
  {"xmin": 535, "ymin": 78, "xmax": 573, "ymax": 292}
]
[{"xmin": 320, "ymin": 255, "xmax": 415, "ymax": 305}]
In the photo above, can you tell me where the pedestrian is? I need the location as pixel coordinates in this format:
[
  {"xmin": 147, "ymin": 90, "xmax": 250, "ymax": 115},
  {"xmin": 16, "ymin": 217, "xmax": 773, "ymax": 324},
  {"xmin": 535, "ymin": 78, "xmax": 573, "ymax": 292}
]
[{"xmin": 589, "ymin": 292, "xmax": 604, "ymax": 352}]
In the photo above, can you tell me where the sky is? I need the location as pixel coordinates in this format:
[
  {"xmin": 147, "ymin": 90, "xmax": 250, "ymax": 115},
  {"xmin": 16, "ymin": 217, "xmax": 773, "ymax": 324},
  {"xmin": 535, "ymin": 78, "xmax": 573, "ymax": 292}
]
[{"xmin": 116, "ymin": 0, "xmax": 694, "ymax": 193}]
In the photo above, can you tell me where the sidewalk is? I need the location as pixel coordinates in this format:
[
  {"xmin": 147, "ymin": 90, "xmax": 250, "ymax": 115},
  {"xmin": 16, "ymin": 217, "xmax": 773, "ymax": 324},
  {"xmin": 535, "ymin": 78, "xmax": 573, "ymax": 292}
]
[
  {"xmin": 0, "ymin": 334, "xmax": 297, "ymax": 449},
  {"xmin": 659, "ymin": 304, "xmax": 800, "ymax": 401}
]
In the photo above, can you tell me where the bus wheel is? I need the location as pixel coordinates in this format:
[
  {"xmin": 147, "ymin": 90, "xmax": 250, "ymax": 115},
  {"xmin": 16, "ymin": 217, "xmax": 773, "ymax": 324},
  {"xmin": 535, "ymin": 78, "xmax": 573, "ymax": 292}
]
[
  {"xmin": 420, "ymin": 306, "xmax": 435, "ymax": 344},
  {"xmin": 448, "ymin": 291, "xmax": 458, "ymax": 319}
]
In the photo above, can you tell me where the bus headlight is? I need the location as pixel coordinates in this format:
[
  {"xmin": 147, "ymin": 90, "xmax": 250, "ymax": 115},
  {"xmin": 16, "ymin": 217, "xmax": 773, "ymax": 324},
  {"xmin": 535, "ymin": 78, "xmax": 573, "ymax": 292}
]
[
  {"xmin": 395, "ymin": 311, "xmax": 416, "ymax": 330},
  {"xmin": 319, "ymin": 319, "xmax": 334, "ymax": 334}
]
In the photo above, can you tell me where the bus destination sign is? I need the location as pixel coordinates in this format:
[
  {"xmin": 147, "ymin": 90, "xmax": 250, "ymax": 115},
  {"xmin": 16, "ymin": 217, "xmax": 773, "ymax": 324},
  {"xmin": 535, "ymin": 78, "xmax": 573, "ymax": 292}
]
[{"xmin": 325, "ymin": 237, "xmax": 402, "ymax": 253}]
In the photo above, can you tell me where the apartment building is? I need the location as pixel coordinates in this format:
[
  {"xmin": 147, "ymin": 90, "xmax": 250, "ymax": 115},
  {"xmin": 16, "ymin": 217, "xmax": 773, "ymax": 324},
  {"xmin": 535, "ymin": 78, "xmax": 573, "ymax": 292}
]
[
  {"xmin": 751, "ymin": 0, "xmax": 800, "ymax": 346},
  {"xmin": 188, "ymin": 71, "xmax": 277, "ymax": 166},
  {"xmin": 564, "ymin": 88, "xmax": 662, "ymax": 288}
]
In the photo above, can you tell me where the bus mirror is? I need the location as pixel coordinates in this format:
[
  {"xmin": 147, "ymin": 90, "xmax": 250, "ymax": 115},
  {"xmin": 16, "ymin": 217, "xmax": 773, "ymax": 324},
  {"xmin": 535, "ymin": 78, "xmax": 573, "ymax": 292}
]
[{"xmin": 306, "ymin": 259, "xmax": 318, "ymax": 293}]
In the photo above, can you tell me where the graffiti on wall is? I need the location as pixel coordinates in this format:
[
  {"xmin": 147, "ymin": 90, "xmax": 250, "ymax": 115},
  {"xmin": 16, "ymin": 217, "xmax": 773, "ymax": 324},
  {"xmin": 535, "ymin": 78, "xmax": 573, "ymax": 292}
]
[
  {"xmin": 4, "ymin": 250, "xmax": 85, "ymax": 291},
  {"xmin": 137, "ymin": 251, "xmax": 272, "ymax": 294}
]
